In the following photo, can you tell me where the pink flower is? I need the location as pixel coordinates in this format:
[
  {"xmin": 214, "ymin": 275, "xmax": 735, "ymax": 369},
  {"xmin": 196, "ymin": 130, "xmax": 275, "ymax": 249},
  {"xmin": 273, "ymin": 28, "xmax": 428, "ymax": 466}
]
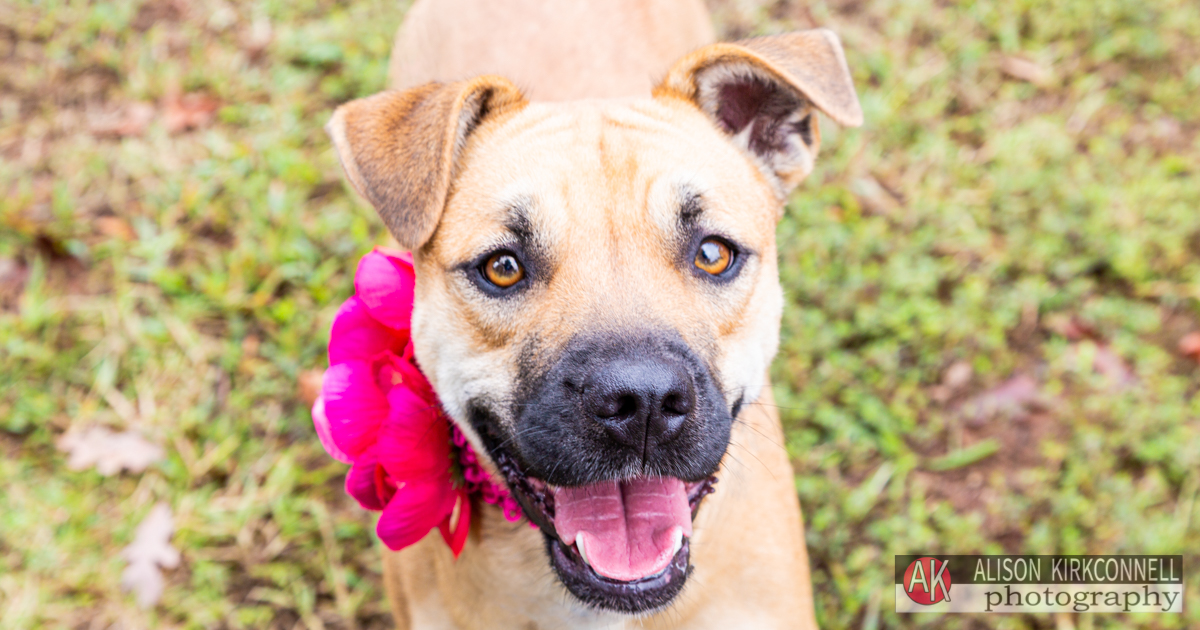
[{"xmin": 311, "ymin": 248, "xmax": 522, "ymax": 558}]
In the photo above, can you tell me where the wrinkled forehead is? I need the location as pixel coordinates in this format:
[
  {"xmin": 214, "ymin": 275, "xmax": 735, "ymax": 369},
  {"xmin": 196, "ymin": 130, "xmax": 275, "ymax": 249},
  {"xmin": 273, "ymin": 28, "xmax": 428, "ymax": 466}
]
[{"xmin": 431, "ymin": 99, "xmax": 777, "ymax": 264}]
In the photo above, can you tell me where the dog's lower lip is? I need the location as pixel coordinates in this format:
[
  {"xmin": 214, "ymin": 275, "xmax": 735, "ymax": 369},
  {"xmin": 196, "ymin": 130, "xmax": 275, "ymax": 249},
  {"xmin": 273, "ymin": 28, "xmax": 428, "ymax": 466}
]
[
  {"xmin": 548, "ymin": 534, "xmax": 693, "ymax": 613},
  {"xmin": 488, "ymin": 441, "xmax": 716, "ymax": 610}
]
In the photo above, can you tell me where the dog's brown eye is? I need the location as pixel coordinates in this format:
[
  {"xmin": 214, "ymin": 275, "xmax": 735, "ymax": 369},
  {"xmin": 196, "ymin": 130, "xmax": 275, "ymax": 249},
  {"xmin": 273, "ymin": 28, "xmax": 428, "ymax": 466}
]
[
  {"xmin": 694, "ymin": 238, "xmax": 733, "ymax": 275},
  {"xmin": 484, "ymin": 252, "xmax": 524, "ymax": 288}
]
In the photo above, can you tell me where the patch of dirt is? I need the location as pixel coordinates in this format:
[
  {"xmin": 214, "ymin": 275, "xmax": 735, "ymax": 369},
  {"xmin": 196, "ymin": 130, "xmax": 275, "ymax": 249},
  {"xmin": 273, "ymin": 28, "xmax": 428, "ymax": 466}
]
[
  {"xmin": 132, "ymin": 0, "xmax": 189, "ymax": 31},
  {"xmin": 919, "ymin": 409, "xmax": 1063, "ymax": 506},
  {"xmin": 916, "ymin": 369, "xmax": 1070, "ymax": 552}
]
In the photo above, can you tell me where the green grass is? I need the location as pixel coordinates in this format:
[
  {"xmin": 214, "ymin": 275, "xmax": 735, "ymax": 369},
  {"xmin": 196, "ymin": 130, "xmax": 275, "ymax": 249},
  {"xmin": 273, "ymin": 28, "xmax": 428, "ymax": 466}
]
[{"xmin": 1, "ymin": 0, "xmax": 1198, "ymax": 628}]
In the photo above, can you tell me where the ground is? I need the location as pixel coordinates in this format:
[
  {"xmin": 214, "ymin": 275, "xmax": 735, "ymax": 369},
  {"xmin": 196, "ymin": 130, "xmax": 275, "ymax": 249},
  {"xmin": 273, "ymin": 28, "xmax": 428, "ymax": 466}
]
[{"xmin": 1, "ymin": 0, "xmax": 1198, "ymax": 628}]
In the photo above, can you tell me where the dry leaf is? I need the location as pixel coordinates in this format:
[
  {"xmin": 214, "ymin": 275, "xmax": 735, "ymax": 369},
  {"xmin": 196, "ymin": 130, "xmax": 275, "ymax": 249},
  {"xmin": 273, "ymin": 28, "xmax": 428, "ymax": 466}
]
[
  {"xmin": 132, "ymin": 0, "xmax": 187, "ymax": 30},
  {"xmin": 241, "ymin": 16, "xmax": 273, "ymax": 58},
  {"xmin": 96, "ymin": 216, "xmax": 136, "ymax": 241},
  {"xmin": 163, "ymin": 92, "xmax": 220, "ymax": 133},
  {"xmin": 88, "ymin": 102, "xmax": 156, "ymax": 138},
  {"xmin": 1045, "ymin": 314, "xmax": 1098, "ymax": 341},
  {"xmin": 1179, "ymin": 332, "xmax": 1200, "ymax": 363},
  {"xmin": 852, "ymin": 176, "xmax": 901, "ymax": 217},
  {"xmin": 1000, "ymin": 56, "xmax": 1053, "ymax": 86},
  {"xmin": 1091, "ymin": 344, "xmax": 1136, "ymax": 389},
  {"xmin": 241, "ymin": 334, "xmax": 260, "ymax": 357},
  {"xmin": 960, "ymin": 374, "xmax": 1042, "ymax": 426},
  {"xmin": 931, "ymin": 360, "xmax": 974, "ymax": 403},
  {"xmin": 121, "ymin": 503, "xmax": 180, "ymax": 608},
  {"xmin": 57, "ymin": 426, "xmax": 165, "ymax": 476},
  {"xmin": 298, "ymin": 369, "xmax": 324, "ymax": 406},
  {"xmin": 0, "ymin": 257, "xmax": 28, "ymax": 308},
  {"xmin": 943, "ymin": 361, "xmax": 973, "ymax": 391}
]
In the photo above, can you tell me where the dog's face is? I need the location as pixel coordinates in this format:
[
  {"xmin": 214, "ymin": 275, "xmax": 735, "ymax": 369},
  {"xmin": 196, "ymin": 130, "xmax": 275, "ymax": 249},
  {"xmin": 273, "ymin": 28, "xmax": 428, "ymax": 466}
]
[
  {"xmin": 419, "ymin": 96, "xmax": 785, "ymax": 479},
  {"xmin": 327, "ymin": 31, "xmax": 860, "ymax": 614}
]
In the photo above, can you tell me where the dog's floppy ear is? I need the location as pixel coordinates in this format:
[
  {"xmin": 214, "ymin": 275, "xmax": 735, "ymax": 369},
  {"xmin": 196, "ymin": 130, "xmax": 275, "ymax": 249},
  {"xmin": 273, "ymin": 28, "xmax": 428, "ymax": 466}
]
[
  {"xmin": 655, "ymin": 30, "xmax": 862, "ymax": 193},
  {"xmin": 326, "ymin": 77, "xmax": 526, "ymax": 250}
]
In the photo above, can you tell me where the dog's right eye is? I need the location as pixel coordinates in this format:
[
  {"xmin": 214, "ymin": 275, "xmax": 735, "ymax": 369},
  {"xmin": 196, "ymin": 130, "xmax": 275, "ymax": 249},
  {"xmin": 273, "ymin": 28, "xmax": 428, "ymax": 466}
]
[{"xmin": 482, "ymin": 251, "xmax": 525, "ymax": 288}]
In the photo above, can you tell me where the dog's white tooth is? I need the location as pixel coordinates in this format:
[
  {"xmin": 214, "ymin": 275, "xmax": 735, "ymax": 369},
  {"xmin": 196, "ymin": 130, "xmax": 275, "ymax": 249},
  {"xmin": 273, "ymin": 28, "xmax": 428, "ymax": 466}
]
[
  {"xmin": 671, "ymin": 528, "xmax": 684, "ymax": 557},
  {"xmin": 575, "ymin": 534, "xmax": 590, "ymax": 567}
]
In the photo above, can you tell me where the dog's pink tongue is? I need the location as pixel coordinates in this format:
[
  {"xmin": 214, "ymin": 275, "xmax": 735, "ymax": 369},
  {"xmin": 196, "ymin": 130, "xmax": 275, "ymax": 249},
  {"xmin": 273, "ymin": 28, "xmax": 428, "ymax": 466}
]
[{"xmin": 554, "ymin": 477, "xmax": 692, "ymax": 582}]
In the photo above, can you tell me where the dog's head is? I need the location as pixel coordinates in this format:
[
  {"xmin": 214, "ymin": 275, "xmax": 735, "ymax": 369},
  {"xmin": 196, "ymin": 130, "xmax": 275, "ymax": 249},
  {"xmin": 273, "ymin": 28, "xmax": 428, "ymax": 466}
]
[{"xmin": 327, "ymin": 31, "xmax": 861, "ymax": 614}]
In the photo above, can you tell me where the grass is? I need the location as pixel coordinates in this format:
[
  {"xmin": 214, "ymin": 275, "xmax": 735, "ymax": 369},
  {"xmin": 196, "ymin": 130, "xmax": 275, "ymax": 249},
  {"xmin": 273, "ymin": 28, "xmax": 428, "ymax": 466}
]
[{"xmin": 1, "ymin": 0, "xmax": 1197, "ymax": 628}]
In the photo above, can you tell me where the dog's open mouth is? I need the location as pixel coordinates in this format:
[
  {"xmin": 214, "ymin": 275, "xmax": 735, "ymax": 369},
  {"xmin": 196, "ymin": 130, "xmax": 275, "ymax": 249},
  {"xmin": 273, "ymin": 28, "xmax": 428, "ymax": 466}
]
[{"xmin": 492, "ymin": 446, "xmax": 717, "ymax": 612}]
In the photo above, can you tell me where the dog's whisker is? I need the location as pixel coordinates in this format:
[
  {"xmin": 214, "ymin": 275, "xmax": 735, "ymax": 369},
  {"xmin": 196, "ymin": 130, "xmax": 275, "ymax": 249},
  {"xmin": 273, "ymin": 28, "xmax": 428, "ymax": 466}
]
[
  {"xmin": 730, "ymin": 406, "xmax": 789, "ymax": 452},
  {"xmin": 742, "ymin": 400, "xmax": 809, "ymax": 413},
  {"xmin": 726, "ymin": 439, "xmax": 779, "ymax": 482}
]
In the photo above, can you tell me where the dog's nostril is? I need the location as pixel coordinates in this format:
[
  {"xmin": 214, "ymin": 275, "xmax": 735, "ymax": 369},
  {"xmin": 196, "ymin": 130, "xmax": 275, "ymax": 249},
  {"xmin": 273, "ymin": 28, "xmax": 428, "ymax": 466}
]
[
  {"xmin": 616, "ymin": 395, "xmax": 638, "ymax": 418},
  {"xmin": 596, "ymin": 394, "xmax": 638, "ymax": 419},
  {"xmin": 581, "ymin": 358, "xmax": 696, "ymax": 449},
  {"xmin": 661, "ymin": 392, "xmax": 692, "ymax": 416}
]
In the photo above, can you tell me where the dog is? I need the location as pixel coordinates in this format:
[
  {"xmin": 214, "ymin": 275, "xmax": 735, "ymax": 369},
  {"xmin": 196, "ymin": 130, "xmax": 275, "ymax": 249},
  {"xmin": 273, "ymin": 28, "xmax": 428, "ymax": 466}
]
[{"xmin": 325, "ymin": 0, "xmax": 862, "ymax": 626}]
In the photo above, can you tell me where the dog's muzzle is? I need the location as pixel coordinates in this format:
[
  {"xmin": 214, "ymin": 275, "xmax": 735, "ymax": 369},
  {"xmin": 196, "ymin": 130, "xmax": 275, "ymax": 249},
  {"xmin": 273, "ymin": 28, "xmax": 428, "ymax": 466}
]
[{"xmin": 471, "ymin": 329, "xmax": 732, "ymax": 613}]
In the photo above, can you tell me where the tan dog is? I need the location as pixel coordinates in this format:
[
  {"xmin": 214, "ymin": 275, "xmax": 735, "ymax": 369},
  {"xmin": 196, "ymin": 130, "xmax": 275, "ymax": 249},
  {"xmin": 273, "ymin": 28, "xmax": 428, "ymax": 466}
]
[{"xmin": 326, "ymin": 1, "xmax": 862, "ymax": 627}]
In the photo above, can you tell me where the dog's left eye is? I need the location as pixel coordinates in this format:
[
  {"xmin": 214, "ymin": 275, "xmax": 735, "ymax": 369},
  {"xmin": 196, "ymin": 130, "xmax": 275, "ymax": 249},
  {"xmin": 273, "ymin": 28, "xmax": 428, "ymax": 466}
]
[{"xmin": 694, "ymin": 237, "xmax": 734, "ymax": 276}]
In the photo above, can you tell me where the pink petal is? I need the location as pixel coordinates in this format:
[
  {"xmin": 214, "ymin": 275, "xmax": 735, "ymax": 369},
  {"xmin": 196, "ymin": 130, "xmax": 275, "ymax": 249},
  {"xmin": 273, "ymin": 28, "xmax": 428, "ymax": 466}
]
[
  {"xmin": 355, "ymin": 250, "xmax": 416, "ymax": 331},
  {"xmin": 377, "ymin": 387, "xmax": 451, "ymax": 481},
  {"xmin": 375, "ymin": 352, "xmax": 430, "ymax": 401},
  {"xmin": 322, "ymin": 361, "xmax": 390, "ymax": 458},
  {"xmin": 396, "ymin": 343, "xmax": 435, "ymax": 403},
  {"xmin": 375, "ymin": 477, "xmax": 457, "ymax": 551},
  {"xmin": 312, "ymin": 394, "xmax": 352, "ymax": 464},
  {"xmin": 439, "ymin": 489, "xmax": 471, "ymax": 558},
  {"xmin": 345, "ymin": 447, "xmax": 395, "ymax": 510},
  {"xmin": 329, "ymin": 296, "xmax": 407, "ymax": 364}
]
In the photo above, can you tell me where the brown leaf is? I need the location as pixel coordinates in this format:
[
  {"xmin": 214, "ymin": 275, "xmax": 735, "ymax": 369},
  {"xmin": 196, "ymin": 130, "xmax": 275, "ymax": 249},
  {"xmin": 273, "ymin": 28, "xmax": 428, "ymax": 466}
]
[
  {"xmin": 942, "ymin": 361, "xmax": 973, "ymax": 391},
  {"xmin": 57, "ymin": 426, "xmax": 165, "ymax": 476},
  {"xmin": 1091, "ymin": 344, "xmax": 1136, "ymax": 390},
  {"xmin": 299, "ymin": 369, "xmax": 324, "ymax": 406},
  {"xmin": 241, "ymin": 334, "xmax": 260, "ymax": 357},
  {"xmin": 960, "ymin": 374, "xmax": 1042, "ymax": 426},
  {"xmin": 241, "ymin": 16, "xmax": 273, "ymax": 58},
  {"xmin": 1000, "ymin": 56, "xmax": 1053, "ymax": 86},
  {"xmin": 121, "ymin": 503, "xmax": 180, "ymax": 608},
  {"xmin": 852, "ymin": 176, "xmax": 901, "ymax": 217},
  {"xmin": 96, "ymin": 216, "xmax": 136, "ymax": 241},
  {"xmin": 163, "ymin": 92, "xmax": 220, "ymax": 133},
  {"xmin": 132, "ymin": 0, "xmax": 188, "ymax": 31},
  {"xmin": 0, "ymin": 257, "xmax": 29, "ymax": 308},
  {"xmin": 88, "ymin": 102, "xmax": 156, "ymax": 138},
  {"xmin": 1179, "ymin": 332, "xmax": 1200, "ymax": 363},
  {"xmin": 1045, "ymin": 314, "xmax": 1098, "ymax": 341}
]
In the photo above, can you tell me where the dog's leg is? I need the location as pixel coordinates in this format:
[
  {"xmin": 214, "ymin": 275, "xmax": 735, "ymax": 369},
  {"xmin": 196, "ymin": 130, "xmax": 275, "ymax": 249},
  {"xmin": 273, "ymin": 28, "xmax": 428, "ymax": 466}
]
[
  {"xmin": 384, "ymin": 541, "xmax": 464, "ymax": 629},
  {"xmin": 381, "ymin": 549, "xmax": 412, "ymax": 629}
]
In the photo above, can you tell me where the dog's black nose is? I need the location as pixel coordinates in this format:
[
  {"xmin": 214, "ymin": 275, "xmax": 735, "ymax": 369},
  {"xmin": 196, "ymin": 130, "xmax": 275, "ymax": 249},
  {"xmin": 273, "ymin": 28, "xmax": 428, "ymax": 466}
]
[{"xmin": 583, "ymin": 358, "xmax": 695, "ymax": 448}]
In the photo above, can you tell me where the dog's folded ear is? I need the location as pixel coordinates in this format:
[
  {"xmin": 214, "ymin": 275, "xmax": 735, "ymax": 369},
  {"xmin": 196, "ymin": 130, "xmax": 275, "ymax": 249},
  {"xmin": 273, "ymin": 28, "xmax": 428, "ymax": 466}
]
[
  {"xmin": 654, "ymin": 30, "xmax": 862, "ymax": 193},
  {"xmin": 326, "ymin": 77, "xmax": 527, "ymax": 250}
]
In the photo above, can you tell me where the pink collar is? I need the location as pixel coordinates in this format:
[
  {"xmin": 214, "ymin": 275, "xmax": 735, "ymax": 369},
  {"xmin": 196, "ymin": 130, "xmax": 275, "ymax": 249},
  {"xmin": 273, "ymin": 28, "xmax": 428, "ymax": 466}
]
[{"xmin": 311, "ymin": 248, "xmax": 523, "ymax": 557}]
